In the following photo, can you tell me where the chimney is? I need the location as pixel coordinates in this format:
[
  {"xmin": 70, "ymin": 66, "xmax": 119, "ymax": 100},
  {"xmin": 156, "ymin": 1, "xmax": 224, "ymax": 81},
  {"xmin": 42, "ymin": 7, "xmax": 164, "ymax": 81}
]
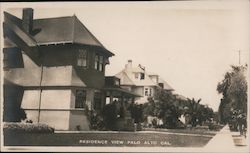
[
  {"xmin": 125, "ymin": 60, "xmax": 132, "ymax": 69},
  {"xmin": 22, "ymin": 8, "xmax": 33, "ymax": 34}
]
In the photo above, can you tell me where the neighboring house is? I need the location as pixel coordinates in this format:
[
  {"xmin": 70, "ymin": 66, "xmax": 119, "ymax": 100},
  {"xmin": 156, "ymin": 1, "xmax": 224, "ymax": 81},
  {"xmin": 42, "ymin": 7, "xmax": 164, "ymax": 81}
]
[
  {"xmin": 3, "ymin": 8, "xmax": 138, "ymax": 131},
  {"xmin": 115, "ymin": 60, "xmax": 174, "ymax": 104}
]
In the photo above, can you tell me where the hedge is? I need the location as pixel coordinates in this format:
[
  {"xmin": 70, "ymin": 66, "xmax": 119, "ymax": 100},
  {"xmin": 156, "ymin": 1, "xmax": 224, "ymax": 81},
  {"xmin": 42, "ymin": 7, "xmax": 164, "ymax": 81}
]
[{"xmin": 3, "ymin": 122, "xmax": 55, "ymax": 133}]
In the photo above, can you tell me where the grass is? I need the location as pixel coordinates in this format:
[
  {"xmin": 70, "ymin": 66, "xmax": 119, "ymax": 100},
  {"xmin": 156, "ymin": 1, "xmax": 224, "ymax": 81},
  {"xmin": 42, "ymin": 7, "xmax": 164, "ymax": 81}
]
[
  {"xmin": 4, "ymin": 130, "xmax": 214, "ymax": 147},
  {"xmin": 143, "ymin": 128, "xmax": 218, "ymax": 136}
]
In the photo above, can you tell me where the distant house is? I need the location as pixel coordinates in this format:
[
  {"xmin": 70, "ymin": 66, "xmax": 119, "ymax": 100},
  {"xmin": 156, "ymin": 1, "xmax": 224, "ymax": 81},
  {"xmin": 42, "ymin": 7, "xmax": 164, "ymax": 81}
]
[
  {"xmin": 115, "ymin": 60, "xmax": 174, "ymax": 104},
  {"xmin": 3, "ymin": 8, "xmax": 139, "ymax": 131}
]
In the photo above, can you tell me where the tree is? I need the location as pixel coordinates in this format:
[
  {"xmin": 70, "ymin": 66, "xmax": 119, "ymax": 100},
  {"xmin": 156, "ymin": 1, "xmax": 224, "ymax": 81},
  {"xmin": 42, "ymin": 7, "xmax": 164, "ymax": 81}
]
[
  {"xmin": 143, "ymin": 97, "xmax": 156, "ymax": 117},
  {"xmin": 153, "ymin": 89, "xmax": 182, "ymax": 128},
  {"xmin": 185, "ymin": 98, "xmax": 201, "ymax": 127},
  {"xmin": 217, "ymin": 65, "xmax": 247, "ymax": 124},
  {"xmin": 184, "ymin": 98, "xmax": 214, "ymax": 127}
]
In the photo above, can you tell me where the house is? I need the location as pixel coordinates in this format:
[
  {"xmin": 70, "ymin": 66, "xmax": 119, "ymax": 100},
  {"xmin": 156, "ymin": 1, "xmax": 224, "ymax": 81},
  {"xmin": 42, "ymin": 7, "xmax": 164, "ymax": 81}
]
[
  {"xmin": 3, "ymin": 8, "xmax": 139, "ymax": 131},
  {"xmin": 115, "ymin": 60, "xmax": 174, "ymax": 104}
]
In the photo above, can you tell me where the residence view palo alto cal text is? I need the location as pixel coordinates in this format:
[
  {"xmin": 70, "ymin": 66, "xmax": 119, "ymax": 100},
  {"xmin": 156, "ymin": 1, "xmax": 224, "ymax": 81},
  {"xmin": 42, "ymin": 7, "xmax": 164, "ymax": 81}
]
[{"xmin": 0, "ymin": 2, "xmax": 249, "ymax": 152}]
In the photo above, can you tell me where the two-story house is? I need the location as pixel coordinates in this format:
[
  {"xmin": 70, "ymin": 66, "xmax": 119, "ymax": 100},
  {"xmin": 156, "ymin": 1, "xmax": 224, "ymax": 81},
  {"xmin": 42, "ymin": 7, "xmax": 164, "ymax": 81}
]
[
  {"xmin": 3, "ymin": 8, "xmax": 138, "ymax": 131},
  {"xmin": 115, "ymin": 60, "xmax": 174, "ymax": 104}
]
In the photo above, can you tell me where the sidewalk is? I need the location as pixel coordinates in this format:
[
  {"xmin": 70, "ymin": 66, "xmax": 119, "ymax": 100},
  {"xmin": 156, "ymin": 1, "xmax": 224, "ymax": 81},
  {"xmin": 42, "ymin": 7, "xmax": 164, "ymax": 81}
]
[{"xmin": 204, "ymin": 125, "xmax": 249, "ymax": 152}]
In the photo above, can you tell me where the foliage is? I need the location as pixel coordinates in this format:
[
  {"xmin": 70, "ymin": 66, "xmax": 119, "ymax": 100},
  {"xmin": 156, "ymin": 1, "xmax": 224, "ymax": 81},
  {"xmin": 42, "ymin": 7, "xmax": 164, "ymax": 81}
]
[
  {"xmin": 127, "ymin": 102, "xmax": 143, "ymax": 124},
  {"xmin": 145, "ymin": 89, "xmax": 183, "ymax": 128},
  {"xmin": 142, "ymin": 88, "xmax": 215, "ymax": 129},
  {"xmin": 184, "ymin": 98, "xmax": 214, "ymax": 127},
  {"xmin": 89, "ymin": 110, "xmax": 105, "ymax": 131},
  {"xmin": 102, "ymin": 103, "xmax": 118, "ymax": 130},
  {"xmin": 142, "ymin": 97, "xmax": 156, "ymax": 117},
  {"xmin": 3, "ymin": 122, "xmax": 54, "ymax": 133},
  {"xmin": 217, "ymin": 65, "xmax": 247, "ymax": 124}
]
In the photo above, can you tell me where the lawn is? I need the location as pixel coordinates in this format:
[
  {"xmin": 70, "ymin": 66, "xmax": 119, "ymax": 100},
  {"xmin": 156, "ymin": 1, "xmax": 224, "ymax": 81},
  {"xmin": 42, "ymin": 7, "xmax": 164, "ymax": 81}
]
[{"xmin": 4, "ymin": 130, "xmax": 215, "ymax": 147}]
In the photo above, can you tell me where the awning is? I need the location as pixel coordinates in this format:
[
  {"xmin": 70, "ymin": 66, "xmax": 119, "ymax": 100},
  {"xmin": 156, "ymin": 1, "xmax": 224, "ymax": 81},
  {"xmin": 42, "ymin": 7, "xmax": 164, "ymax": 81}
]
[{"xmin": 103, "ymin": 87, "xmax": 141, "ymax": 98}]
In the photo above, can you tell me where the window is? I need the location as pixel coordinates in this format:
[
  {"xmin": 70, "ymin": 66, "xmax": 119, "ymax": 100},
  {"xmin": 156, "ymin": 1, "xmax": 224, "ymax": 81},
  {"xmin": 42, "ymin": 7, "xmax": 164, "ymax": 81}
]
[
  {"xmin": 3, "ymin": 52, "xmax": 8, "ymax": 70},
  {"xmin": 145, "ymin": 87, "xmax": 149, "ymax": 96},
  {"xmin": 99, "ymin": 56, "xmax": 104, "ymax": 72},
  {"xmin": 114, "ymin": 79, "xmax": 120, "ymax": 86},
  {"xmin": 149, "ymin": 88, "xmax": 152, "ymax": 97},
  {"xmin": 140, "ymin": 73, "xmax": 145, "ymax": 80},
  {"xmin": 95, "ymin": 55, "xmax": 99, "ymax": 70},
  {"xmin": 75, "ymin": 90, "xmax": 86, "ymax": 108},
  {"xmin": 95, "ymin": 54, "xmax": 104, "ymax": 72},
  {"xmin": 77, "ymin": 49, "xmax": 87, "ymax": 67}
]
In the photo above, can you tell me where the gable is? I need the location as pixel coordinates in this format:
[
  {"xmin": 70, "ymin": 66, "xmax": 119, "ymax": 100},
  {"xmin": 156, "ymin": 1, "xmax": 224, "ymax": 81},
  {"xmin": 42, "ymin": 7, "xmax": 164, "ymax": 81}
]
[{"xmin": 115, "ymin": 71, "xmax": 135, "ymax": 86}]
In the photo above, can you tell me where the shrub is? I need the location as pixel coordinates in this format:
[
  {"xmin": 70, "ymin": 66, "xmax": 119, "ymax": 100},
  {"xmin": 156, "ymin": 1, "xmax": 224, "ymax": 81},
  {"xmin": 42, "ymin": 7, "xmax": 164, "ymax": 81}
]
[{"xmin": 3, "ymin": 122, "xmax": 54, "ymax": 133}]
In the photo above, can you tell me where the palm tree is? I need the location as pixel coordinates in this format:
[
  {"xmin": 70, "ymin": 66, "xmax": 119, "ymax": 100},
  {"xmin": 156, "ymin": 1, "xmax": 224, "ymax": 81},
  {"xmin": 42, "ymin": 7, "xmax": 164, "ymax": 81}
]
[{"xmin": 185, "ymin": 98, "xmax": 202, "ymax": 127}]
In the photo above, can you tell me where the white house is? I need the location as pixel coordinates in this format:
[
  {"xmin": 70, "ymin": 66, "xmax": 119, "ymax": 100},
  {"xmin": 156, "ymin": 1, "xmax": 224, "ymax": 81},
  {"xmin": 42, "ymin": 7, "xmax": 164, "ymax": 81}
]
[{"xmin": 115, "ymin": 60, "xmax": 174, "ymax": 104}]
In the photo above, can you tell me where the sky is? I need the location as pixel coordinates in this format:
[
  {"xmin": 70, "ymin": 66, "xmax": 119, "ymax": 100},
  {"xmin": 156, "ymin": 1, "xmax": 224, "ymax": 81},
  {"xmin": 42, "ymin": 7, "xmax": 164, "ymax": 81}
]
[{"xmin": 1, "ymin": 1, "xmax": 249, "ymax": 111}]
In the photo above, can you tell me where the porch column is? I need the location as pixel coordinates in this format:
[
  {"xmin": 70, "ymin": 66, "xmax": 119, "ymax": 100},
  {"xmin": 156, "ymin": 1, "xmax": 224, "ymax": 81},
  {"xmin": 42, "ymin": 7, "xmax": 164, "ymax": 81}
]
[{"xmin": 110, "ymin": 91, "xmax": 113, "ymax": 104}]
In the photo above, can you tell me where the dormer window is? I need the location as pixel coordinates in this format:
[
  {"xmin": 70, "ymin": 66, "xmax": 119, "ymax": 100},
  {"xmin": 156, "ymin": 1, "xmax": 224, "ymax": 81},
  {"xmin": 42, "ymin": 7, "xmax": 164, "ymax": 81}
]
[
  {"xmin": 77, "ymin": 49, "xmax": 87, "ymax": 67},
  {"xmin": 95, "ymin": 54, "xmax": 104, "ymax": 72},
  {"xmin": 140, "ymin": 73, "xmax": 145, "ymax": 80}
]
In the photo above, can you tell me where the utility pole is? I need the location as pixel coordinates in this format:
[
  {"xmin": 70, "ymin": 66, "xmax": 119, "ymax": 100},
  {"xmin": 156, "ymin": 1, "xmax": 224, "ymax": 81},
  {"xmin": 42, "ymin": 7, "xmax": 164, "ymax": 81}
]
[{"xmin": 238, "ymin": 50, "xmax": 241, "ymax": 66}]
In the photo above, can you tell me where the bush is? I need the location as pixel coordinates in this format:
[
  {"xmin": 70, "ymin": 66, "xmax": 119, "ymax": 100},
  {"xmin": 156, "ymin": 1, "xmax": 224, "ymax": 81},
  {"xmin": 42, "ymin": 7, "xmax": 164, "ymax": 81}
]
[{"xmin": 3, "ymin": 122, "xmax": 54, "ymax": 133}]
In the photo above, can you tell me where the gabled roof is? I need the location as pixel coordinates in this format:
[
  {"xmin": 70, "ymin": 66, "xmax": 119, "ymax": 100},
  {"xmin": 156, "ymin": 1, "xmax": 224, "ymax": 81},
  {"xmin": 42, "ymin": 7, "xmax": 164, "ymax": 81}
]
[
  {"xmin": 115, "ymin": 68, "xmax": 157, "ymax": 87},
  {"xmin": 116, "ymin": 62, "xmax": 174, "ymax": 89},
  {"xmin": 4, "ymin": 11, "xmax": 114, "ymax": 56},
  {"xmin": 158, "ymin": 77, "xmax": 174, "ymax": 91},
  {"xmin": 115, "ymin": 71, "xmax": 135, "ymax": 86}
]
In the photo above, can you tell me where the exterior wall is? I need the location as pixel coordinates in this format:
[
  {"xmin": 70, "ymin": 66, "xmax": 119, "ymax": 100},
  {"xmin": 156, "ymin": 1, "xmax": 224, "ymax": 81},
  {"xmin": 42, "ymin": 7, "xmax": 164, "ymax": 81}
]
[
  {"xmin": 4, "ymin": 44, "xmax": 109, "ymax": 131},
  {"xmin": 4, "ymin": 52, "xmax": 79, "ymax": 87},
  {"xmin": 4, "ymin": 45, "xmax": 107, "ymax": 88},
  {"xmin": 40, "ymin": 90, "xmax": 71, "ymax": 109},
  {"xmin": 121, "ymin": 85, "xmax": 157, "ymax": 104},
  {"xmin": 21, "ymin": 89, "xmax": 72, "ymax": 130},
  {"xmin": 69, "ymin": 88, "xmax": 94, "ymax": 130},
  {"xmin": 39, "ymin": 111, "xmax": 70, "ymax": 130},
  {"xmin": 4, "ymin": 51, "xmax": 42, "ymax": 86},
  {"xmin": 133, "ymin": 86, "xmax": 156, "ymax": 104},
  {"xmin": 132, "ymin": 86, "xmax": 145, "ymax": 104},
  {"xmin": 69, "ymin": 111, "xmax": 89, "ymax": 131},
  {"xmin": 22, "ymin": 88, "xmax": 97, "ymax": 131}
]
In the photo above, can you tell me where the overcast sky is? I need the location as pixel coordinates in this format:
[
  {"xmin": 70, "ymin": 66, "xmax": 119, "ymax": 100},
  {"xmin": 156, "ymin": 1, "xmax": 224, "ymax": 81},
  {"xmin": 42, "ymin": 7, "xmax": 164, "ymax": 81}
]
[{"xmin": 2, "ymin": 1, "xmax": 249, "ymax": 111}]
